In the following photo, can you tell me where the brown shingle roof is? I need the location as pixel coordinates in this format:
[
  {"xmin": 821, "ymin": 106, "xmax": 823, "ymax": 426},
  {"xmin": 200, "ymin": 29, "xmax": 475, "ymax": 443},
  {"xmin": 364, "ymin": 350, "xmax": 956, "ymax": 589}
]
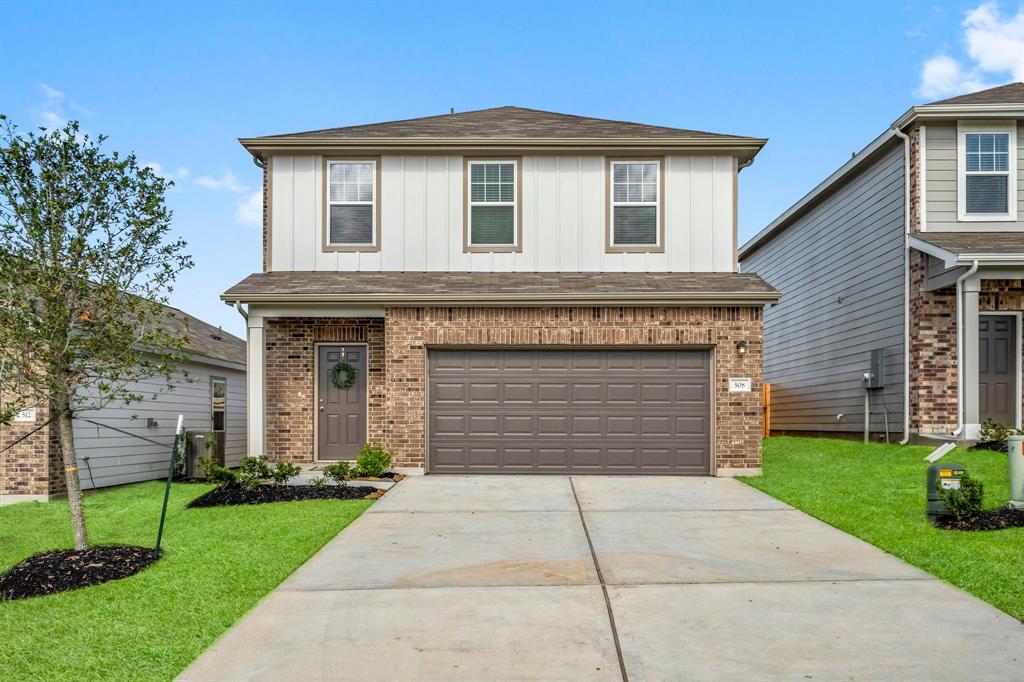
[
  {"xmin": 912, "ymin": 231, "xmax": 1024, "ymax": 256},
  {"xmin": 163, "ymin": 305, "xmax": 245, "ymax": 365},
  {"xmin": 250, "ymin": 106, "xmax": 755, "ymax": 141},
  {"xmin": 928, "ymin": 82, "xmax": 1024, "ymax": 105},
  {"xmin": 222, "ymin": 271, "xmax": 779, "ymax": 305}
]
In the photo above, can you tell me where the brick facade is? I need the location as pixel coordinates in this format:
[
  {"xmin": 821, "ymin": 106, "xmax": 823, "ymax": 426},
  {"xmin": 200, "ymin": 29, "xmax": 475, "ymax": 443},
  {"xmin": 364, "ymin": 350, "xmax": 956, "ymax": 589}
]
[
  {"xmin": 909, "ymin": 250, "xmax": 1024, "ymax": 434},
  {"xmin": 0, "ymin": 400, "xmax": 66, "ymax": 500},
  {"xmin": 263, "ymin": 306, "xmax": 764, "ymax": 472},
  {"xmin": 264, "ymin": 317, "xmax": 386, "ymax": 463}
]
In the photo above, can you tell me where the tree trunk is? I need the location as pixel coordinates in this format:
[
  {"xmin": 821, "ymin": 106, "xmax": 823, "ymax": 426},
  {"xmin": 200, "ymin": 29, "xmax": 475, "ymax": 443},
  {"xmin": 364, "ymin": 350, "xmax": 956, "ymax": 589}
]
[{"xmin": 55, "ymin": 398, "xmax": 89, "ymax": 550}]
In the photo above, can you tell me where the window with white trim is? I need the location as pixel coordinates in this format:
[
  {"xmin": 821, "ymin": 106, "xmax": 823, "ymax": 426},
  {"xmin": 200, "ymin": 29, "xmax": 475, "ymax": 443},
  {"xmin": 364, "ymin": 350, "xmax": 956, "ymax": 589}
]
[
  {"xmin": 468, "ymin": 160, "xmax": 516, "ymax": 247},
  {"xmin": 958, "ymin": 125, "xmax": 1017, "ymax": 221},
  {"xmin": 611, "ymin": 161, "xmax": 660, "ymax": 246},
  {"xmin": 327, "ymin": 160, "xmax": 376, "ymax": 245}
]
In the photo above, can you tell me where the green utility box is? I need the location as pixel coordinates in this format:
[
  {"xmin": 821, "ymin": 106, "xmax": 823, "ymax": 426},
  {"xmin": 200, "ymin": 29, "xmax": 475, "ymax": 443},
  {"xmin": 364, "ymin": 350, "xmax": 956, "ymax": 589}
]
[{"xmin": 927, "ymin": 463, "xmax": 966, "ymax": 517}]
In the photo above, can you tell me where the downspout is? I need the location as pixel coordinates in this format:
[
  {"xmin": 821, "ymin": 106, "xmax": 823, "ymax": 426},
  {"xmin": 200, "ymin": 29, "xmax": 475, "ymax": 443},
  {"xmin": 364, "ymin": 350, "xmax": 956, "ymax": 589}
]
[
  {"xmin": 233, "ymin": 300, "xmax": 248, "ymax": 320},
  {"xmin": 891, "ymin": 128, "xmax": 912, "ymax": 444},
  {"xmin": 952, "ymin": 260, "xmax": 980, "ymax": 437},
  {"xmin": 250, "ymin": 152, "xmax": 266, "ymax": 170}
]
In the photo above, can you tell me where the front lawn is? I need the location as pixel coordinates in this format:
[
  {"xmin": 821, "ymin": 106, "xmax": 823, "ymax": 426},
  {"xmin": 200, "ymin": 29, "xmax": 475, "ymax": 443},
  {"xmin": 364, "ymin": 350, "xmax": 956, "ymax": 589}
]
[
  {"xmin": 0, "ymin": 481, "xmax": 372, "ymax": 681},
  {"xmin": 741, "ymin": 437, "xmax": 1024, "ymax": 621}
]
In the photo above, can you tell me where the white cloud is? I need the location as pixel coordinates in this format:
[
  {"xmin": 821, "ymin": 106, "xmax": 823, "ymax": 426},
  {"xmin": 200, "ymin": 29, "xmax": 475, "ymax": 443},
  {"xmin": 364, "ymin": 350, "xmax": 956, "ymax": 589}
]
[
  {"xmin": 35, "ymin": 82, "xmax": 66, "ymax": 128},
  {"xmin": 144, "ymin": 162, "xmax": 190, "ymax": 182},
  {"xmin": 236, "ymin": 190, "xmax": 262, "ymax": 226},
  {"xmin": 195, "ymin": 171, "xmax": 248, "ymax": 194},
  {"xmin": 916, "ymin": 2, "xmax": 1024, "ymax": 99}
]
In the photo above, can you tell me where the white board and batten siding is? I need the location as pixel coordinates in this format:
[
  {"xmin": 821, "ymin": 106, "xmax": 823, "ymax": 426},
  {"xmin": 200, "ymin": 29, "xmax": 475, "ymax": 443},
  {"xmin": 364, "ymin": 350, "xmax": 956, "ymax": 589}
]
[
  {"xmin": 270, "ymin": 154, "xmax": 737, "ymax": 273},
  {"xmin": 72, "ymin": 360, "xmax": 246, "ymax": 490}
]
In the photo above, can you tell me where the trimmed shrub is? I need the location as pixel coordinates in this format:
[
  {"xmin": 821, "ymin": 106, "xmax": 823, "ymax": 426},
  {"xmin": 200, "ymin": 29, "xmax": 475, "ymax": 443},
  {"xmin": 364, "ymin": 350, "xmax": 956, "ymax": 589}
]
[
  {"xmin": 355, "ymin": 443, "xmax": 392, "ymax": 478},
  {"xmin": 978, "ymin": 419, "xmax": 1014, "ymax": 452},
  {"xmin": 309, "ymin": 476, "xmax": 327, "ymax": 490},
  {"xmin": 238, "ymin": 456, "xmax": 272, "ymax": 491},
  {"xmin": 323, "ymin": 461, "xmax": 352, "ymax": 487},
  {"xmin": 208, "ymin": 465, "xmax": 238, "ymax": 488},
  {"xmin": 937, "ymin": 473, "xmax": 984, "ymax": 521},
  {"xmin": 271, "ymin": 461, "xmax": 302, "ymax": 486}
]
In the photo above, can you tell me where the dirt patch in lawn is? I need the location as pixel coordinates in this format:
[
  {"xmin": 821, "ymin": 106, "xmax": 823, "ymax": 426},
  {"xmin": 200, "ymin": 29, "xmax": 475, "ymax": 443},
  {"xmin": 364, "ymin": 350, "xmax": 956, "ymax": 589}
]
[
  {"xmin": 0, "ymin": 546, "xmax": 158, "ymax": 601},
  {"xmin": 187, "ymin": 484, "xmax": 378, "ymax": 508},
  {"xmin": 933, "ymin": 508, "xmax": 1024, "ymax": 531}
]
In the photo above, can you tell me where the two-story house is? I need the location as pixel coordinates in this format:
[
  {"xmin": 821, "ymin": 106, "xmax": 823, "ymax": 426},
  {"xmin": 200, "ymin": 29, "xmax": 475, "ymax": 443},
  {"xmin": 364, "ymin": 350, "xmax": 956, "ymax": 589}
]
[
  {"xmin": 740, "ymin": 82, "xmax": 1024, "ymax": 443},
  {"xmin": 222, "ymin": 106, "xmax": 778, "ymax": 476}
]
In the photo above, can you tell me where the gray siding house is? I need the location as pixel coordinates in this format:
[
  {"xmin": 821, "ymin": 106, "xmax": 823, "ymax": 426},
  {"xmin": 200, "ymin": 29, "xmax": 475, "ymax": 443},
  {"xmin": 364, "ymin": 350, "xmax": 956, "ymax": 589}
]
[
  {"xmin": 0, "ymin": 306, "xmax": 247, "ymax": 504},
  {"xmin": 741, "ymin": 82, "xmax": 1024, "ymax": 442}
]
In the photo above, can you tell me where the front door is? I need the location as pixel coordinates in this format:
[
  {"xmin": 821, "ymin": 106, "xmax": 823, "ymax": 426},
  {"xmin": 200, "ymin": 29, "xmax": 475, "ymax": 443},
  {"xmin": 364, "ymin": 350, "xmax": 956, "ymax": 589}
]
[
  {"xmin": 979, "ymin": 316, "xmax": 1017, "ymax": 427},
  {"xmin": 317, "ymin": 344, "xmax": 367, "ymax": 460}
]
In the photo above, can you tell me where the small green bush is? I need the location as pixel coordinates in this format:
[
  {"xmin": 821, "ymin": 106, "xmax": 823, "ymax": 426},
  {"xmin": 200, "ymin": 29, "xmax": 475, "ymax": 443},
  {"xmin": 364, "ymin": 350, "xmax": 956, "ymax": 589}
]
[
  {"xmin": 355, "ymin": 442, "xmax": 392, "ymax": 478},
  {"xmin": 272, "ymin": 461, "xmax": 302, "ymax": 486},
  {"xmin": 197, "ymin": 455, "xmax": 217, "ymax": 480},
  {"xmin": 323, "ymin": 461, "xmax": 352, "ymax": 486},
  {"xmin": 208, "ymin": 465, "xmax": 238, "ymax": 488},
  {"xmin": 978, "ymin": 419, "xmax": 1016, "ymax": 452},
  {"xmin": 238, "ymin": 456, "xmax": 272, "ymax": 490},
  {"xmin": 937, "ymin": 472, "xmax": 984, "ymax": 521},
  {"xmin": 309, "ymin": 476, "xmax": 327, "ymax": 490}
]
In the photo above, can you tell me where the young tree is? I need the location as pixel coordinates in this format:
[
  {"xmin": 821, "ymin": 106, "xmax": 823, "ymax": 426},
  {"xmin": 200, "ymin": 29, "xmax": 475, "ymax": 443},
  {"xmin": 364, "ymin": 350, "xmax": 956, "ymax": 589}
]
[{"xmin": 0, "ymin": 117, "xmax": 193, "ymax": 549}]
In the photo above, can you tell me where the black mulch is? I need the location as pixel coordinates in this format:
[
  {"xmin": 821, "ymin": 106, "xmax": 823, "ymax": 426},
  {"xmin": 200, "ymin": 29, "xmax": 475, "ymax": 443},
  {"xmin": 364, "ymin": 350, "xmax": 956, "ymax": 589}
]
[
  {"xmin": 187, "ymin": 484, "xmax": 378, "ymax": 508},
  {"xmin": 0, "ymin": 545, "xmax": 158, "ymax": 601},
  {"xmin": 933, "ymin": 508, "xmax": 1024, "ymax": 531}
]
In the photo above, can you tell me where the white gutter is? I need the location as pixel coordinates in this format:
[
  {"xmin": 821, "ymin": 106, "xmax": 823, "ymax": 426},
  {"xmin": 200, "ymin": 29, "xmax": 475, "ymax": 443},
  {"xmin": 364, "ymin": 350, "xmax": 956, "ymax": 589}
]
[
  {"xmin": 953, "ymin": 260, "xmax": 980, "ymax": 437},
  {"xmin": 892, "ymin": 128, "xmax": 912, "ymax": 445}
]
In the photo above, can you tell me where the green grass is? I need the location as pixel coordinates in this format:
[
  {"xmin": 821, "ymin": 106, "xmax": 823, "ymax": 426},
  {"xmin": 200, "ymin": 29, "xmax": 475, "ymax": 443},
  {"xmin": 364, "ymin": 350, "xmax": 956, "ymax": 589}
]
[
  {"xmin": 740, "ymin": 436, "xmax": 1024, "ymax": 621},
  {"xmin": 0, "ymin": 481, "xmax": 372, "ymax": 681}
]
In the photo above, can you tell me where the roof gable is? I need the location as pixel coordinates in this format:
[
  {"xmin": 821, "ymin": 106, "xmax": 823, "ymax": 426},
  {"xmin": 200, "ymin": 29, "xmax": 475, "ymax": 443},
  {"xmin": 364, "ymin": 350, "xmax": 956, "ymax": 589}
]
[
  {"xmin": 250, "ymin": 106, "xmax": 752, "ymax": 141},
  {"xmin": 927, "ymin": 82, "xmax": 1024, "ymax": 106}
]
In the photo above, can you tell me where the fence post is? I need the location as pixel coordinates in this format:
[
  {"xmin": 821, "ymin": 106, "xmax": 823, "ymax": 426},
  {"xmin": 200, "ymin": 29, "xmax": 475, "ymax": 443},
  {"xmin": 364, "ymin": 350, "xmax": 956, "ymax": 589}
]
[{"xmin": 154, "ymin": 415, "xmax": 184, "ymax": 559}]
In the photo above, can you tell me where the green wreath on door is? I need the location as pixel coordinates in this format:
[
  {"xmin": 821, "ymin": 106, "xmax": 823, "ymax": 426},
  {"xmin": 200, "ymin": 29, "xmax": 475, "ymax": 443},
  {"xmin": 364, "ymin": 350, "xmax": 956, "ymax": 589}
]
[{"xmin": 330, "ymin": 361, "xmax": 358, "ymax": 390}]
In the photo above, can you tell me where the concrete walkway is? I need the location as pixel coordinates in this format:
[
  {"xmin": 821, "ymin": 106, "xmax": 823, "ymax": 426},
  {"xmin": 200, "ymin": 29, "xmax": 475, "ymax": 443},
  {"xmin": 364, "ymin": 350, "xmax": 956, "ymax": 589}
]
[{"xmin": 180, "ymin": 476, "xmax": 1024, "ymax": 681}]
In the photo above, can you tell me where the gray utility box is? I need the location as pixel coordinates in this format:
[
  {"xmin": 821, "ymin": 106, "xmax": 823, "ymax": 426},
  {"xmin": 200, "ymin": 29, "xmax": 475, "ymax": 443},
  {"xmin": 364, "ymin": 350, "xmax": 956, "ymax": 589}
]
[
  {"xmin": 185, "ymin": 431, "xmax": 209, "ymax": 479},
  {"xmin": 1009, "ymin": 435, "xmax": 1024, "ymax": 510},
  {"xmin": 866, "ymin": 348, "xmax": 886, "ymax": 389},
  {"xmin": 927, "ymin": 462, "xmax": 966, "ymax": 517}
]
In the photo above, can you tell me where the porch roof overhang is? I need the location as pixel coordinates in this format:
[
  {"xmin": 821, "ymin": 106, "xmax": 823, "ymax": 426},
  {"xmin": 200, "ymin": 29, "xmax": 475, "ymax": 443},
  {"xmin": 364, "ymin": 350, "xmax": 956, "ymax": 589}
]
[
  {"xmin": 221, "ymin": 271, "xmax": 781, "ymax": 307},
  {"xmin": 909, "ymin": 232, "xmax": 1024, "ymax": 269}
]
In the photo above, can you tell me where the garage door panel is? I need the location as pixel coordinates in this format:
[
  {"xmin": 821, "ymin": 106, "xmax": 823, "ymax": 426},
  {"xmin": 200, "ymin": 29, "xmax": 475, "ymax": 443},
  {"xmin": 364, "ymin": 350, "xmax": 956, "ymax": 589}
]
[{"xmin": 428, "ymin": 349, "xmax": 711, "ymax": 475}]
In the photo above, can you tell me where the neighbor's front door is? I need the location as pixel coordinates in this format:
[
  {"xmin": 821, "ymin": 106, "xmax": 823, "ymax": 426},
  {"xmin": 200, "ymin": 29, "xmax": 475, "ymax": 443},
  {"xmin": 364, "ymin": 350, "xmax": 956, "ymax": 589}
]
[
  {"xmin": 318, "ymin": 344, "xmax": 367, "ymax": 460},
  {"xmin": 979, "ymin": 316, "xmax": 1017, "ymax": 427}
]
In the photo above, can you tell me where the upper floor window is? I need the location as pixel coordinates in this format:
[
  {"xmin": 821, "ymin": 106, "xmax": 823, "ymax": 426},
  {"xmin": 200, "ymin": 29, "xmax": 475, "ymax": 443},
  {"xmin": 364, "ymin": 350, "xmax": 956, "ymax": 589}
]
[
  {"xmin": 608, "ymin": 159, "xmax": 663, "ymax": 252},
  {"xmin": 325, "ymin": 159, "xmax": 379, "ymax": 251},
  {"xmin": 958, "ymin": 124, "xmax": 1017, "ymax": 222},
  {"xmin": 466, "ymin": 160, "xmax": 520, "ymax": 251}
]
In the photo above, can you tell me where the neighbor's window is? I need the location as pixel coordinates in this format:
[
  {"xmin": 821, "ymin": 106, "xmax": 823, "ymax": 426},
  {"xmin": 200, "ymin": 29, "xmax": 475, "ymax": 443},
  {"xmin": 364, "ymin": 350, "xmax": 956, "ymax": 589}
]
[
  {"xmin": 959, "ymin": 126, "xmax": 1017, "ymax": 220},
  {"xmin": 327, "ymin": 160, "xmax": 376, "ymax": 245},
  {"xmin": 211, "ymin": 378, "xmax": 226, "ymax": 432},
  {"xmin": 468, "ymin": 160, "xmax": 517, "ymax": 247},
  {"xmin": 611, "ymin": 160, "xmax": 660, "ymax": 247}
]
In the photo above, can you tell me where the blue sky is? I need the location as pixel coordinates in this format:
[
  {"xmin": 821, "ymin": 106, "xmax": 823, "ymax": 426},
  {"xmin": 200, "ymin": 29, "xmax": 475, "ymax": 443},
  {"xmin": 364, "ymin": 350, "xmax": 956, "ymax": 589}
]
[{"xmin": 2, "ymin": 1, "xmax": 1022, "ymax": 336}]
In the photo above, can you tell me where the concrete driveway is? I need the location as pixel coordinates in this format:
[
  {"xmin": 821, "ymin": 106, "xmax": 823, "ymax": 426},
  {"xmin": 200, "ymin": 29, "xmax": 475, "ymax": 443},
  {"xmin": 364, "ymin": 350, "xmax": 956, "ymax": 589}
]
[{"xmin": 180, "ymin": 476, "xmax": 1024, "ymax": 682}]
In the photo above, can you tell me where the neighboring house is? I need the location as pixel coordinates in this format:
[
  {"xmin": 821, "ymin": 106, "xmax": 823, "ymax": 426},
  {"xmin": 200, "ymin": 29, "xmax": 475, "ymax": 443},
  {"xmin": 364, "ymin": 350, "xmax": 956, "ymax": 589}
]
[
  {"xmin": 0, "ymin": 306, "xmax": 247, "ymax": 504},
  {"xmin": 223, "ymin": 106, "xmax": 778, "ymax": 476},
  {"xmin": 740, "ymin": 82, "xmax": 1024, "ymax": 443}
]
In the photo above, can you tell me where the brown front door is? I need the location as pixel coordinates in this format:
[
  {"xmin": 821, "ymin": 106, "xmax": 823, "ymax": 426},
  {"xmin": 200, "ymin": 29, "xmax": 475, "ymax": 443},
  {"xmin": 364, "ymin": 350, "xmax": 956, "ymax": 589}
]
[
  {"xmin": 979, "ymin": 316, "xmax": 1017, "ymax": 426},
  {"xmin": 318, "ymin": 344, "xmax": 367, "ymax": 460}
]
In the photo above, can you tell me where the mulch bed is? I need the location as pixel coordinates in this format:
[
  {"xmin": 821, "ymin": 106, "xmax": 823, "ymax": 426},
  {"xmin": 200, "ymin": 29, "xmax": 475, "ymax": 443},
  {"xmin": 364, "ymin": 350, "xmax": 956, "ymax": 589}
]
[
  {"xmin": 187, "ymin": 484, "xmax": 378, "ymax": 508},
  {"xmin": 352, "ymin": 471, "xmax": 405, "ymax": 482},
  {"xmin": 933, "ymin": 508, "xmax": 1024, "ymax": 531},
  {"xmin": 0, "ymin": 546, "xmax": 158, "ymax": 601}
]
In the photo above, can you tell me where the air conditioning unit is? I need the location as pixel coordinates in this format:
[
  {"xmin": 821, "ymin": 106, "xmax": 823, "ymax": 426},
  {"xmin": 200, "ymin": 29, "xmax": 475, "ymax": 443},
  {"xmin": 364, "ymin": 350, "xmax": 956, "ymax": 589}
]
[{"xmin": 185, "ymin": 431, "xmax": 209, "ymax": 478}]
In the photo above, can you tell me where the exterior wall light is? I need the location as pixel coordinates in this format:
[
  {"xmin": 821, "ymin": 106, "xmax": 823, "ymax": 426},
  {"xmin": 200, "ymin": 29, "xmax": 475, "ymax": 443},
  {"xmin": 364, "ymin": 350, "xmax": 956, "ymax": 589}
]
[{"xmin": 736, "ymin": 340, "xmax": 748, "ymax": 355}]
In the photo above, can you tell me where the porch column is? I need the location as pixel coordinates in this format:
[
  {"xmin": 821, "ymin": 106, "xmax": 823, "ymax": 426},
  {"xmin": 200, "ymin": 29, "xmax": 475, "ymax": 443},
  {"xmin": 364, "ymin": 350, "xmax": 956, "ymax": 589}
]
[
  {"xmin": 247, "ymin": 314, "xmax": 266, "ymax": 457},
  {"xmin": 962, "ymin": 275, "xmax": 981, "ymax": 440}
]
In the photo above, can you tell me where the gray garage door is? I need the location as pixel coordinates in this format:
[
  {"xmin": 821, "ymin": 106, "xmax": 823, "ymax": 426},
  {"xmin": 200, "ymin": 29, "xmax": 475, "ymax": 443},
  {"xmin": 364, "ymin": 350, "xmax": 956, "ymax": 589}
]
[{"xmin": 428, "ymin": 349, "xmax": 712, "ymax": 475}]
